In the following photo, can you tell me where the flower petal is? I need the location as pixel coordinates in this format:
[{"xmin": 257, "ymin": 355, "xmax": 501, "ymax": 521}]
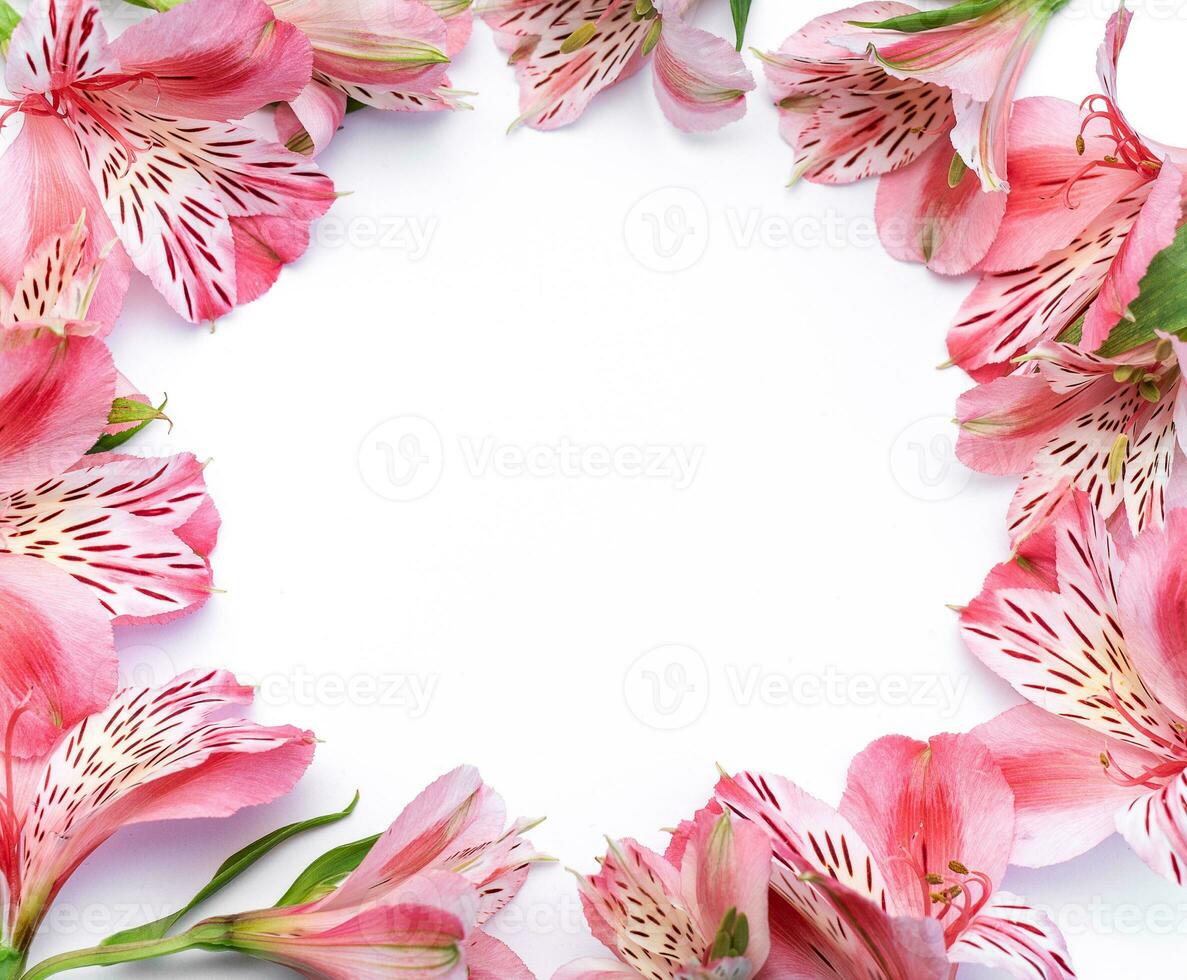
[
  {"xmin": 949, "ymin": 892, "xmax": 1075, "ymax": 980},
  {"xmin": 0, "ymin": 116, "xmax": 129, "ymax": 337},
  {"xmin": 466, "ymin": 932, "xmax": 534, "ymax": 980},
  {"xmin": 973, "ymin": 703, "xmax": 1152, "ymax": 867},
  {"xmin": 276, "ymin": 81, "xmax": 349, "ymax": 156},
  {"xmin": 110, "ymin": 0, "xmax": 314, "ymax": 121},
  {"xmin": 15, "ymin": 669, "xmax": 314, "ymax": 946},
  {"xmin": 232, "ymin": 215, "xmax": 316, "ymax": 306},
  {"xmin": 1117, "ymin": 771, "xmax": 1187, "ymax": 886},
  {"xmin": 5, "ymin": 0, "xmax": 119, "ymax": 97},
  {"xmin": 1083, "ymin": 162, "xmax": 1184, "ymax": 350},
  {"xmin": 0, "ymin": 555, "xmax": 115, "ymax": 759},
  {"xmin": 874, "ymin": 132, "xmax": 1006, "ymax": 275},
  {"xmin": 481, "ymin": 0, "xmax": 649, "ymax": 130},
  {"xmin": 652, "ymin": 16, "xmax": 753, "ymax": 133},
  {"xmin": 0, "ymin": 334, "xmax": 114, "ymax": 495},
  {"xmin": 552, "ymin": 961, "xmax": 637, "ymax": 980},
  {"xmin": 838, "ymin": 733, "xmax": 1015, "ymax": 907},
  {"xmin": 961, "ymin": 493, "xmax": 1186, "ymax": 753}
]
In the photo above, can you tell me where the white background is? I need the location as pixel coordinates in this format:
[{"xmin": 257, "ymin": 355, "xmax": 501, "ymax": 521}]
[{"xmin": 12, "ymin": 0, "xmax": 1187, "ymax": 975}]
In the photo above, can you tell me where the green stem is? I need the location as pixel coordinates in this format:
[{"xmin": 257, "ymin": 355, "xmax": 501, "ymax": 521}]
[{"xmin": 20, "ymin": 923, "xmax": 226, "ymax": 980}]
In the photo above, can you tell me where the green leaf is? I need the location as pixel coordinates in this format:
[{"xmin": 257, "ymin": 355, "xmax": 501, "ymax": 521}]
[
  {"xmin": 87, "ymin": 398, "xmax": 170, "ymax": 455},
  {"xmin": 102, "ymin": 794, "xmax": 359, "ymax": 946},
  {"xmin": 1058, "ymin": 221, "xmax": 1187, "ymax": 357},
  {"xmin": 729, "ymin": 0, "xmax": 753, "ymax": 51},
  {"xmin": 848, "ymin": 0, "xmax": 1003, "ymax": 32},
  {"xmin": 0, "ymin": 0, "xmax": 19, "ymax": 51},
  {"xmin": 275, "ymin": 832, "xmax": 383, "ymax": 907}
]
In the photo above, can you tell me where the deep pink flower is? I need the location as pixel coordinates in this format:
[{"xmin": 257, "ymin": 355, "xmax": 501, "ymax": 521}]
[
  {"xmin": 0, "ymin": 332, "xmax": 220, "ymax": 645},
  {"xmin": 554, "ymin": 806, "xmax": 772, "ymax": 980},
  {"xmin": 760, "ymin": 0, "xmax": 1061, "ymax": 274},
  {"xmin": 957, "ymin": 338, "xmax": 1186, "ymax": 543},
  {"xmin": 0, "ymin": 0, "xmax": 336, "ymax": 324},
  {"xmin": 0, "ymin": 670, "xmax": 314, "ymax": 962},
  {"xmin": 207, "ymin": 766, "xmax": 539, "ymax": 978},
  {"xmin": 269, "ymin": 0, "xmax": 472, "ymax": 157},
  {"xmin": 481, "ymin": 0, "xmax": 754, "ymax": 133},
  {"xmin": 716, "ymin": 733, "xmax": 1075, "ymax": 979},
  {"xmin": 948, "ymin": 9, "xmax": 1185, "ymax": 377},
  {"xmin": 964, "ymin": 494, "xmax": 1187, "ymax": 885}
]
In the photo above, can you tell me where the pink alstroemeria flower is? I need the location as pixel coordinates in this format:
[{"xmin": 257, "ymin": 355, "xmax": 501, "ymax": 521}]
[
  {"xmin": 0, "ymin": 670, "xmax": 315, "ymax": 970},
  {"xmin": 963, "ymin": 494, "xmax": 1187, "ymax": 886},
  {"xmin": 948, "ymin": 9, "xmax": 1185, "ymax": 377},
  {"xmin": 201, "ymin": 766, "xmax": 539, "ymax": 978},
  {"xmin": 554, "ymin": 806, "xmax": 772, "ymax": 979},
  {"xmin": 269, "ymin": 0, "xmax": 474, "ymax": 157},
  {"xmin": 957, "ymin": 338, "xmax": 1186, "ymax": 543},
  {"xmin": 761, "ymin": 0, "xmax": 1063, "ymax": 274},
  {"xmin": 0, "ymin": 331, "xmax": 220, "ymax": 645},
  {"xmin": 0, "ymin": 0, "xmax": 336, "ymax": 324},
  {"xmin": 480, "ymin": 0, "xmax": 754, "ymax": 133},
  {"xmin": 716, "ymin": 733, "xmax": 1076, "ymax": 979}
]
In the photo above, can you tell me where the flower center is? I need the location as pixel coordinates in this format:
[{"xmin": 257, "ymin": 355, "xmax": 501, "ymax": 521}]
[{"xmin": 1061, "ymin": 93, "xmax": 1161, "ymax": 207}]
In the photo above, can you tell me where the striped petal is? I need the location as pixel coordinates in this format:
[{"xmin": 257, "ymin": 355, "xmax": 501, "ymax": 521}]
[
  {"xmin": 651, "ymin": 16, "xmax": 753, "ymax": 133},
  {"xmin": 1117, "ymin": 772, "xmax": 1187, "ymax": 886},
  {"xmin": 13, "ymin": 669, "xmax": 314, "ymax": 948},
  {"xmin": 949, "ymin": 893, "xmax": 1075, "ymax": 980}
]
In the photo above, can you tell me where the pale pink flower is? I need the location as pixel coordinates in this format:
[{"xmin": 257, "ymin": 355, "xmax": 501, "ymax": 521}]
[
  {"xmin": 760, "ymin": 0, "xmax": 1061, "ymax": 274},
  {"xmin": 0, "ymin": 670, "xmax": 315, "ymax": 964},
  {"xmin": 480, "ymin": 0, "xmax": 754, "ymax": 133},
  {"xmin": 948, "ymin": 9, "xmax": 1184, "ymax": 377},
  {"xmin": 554, "ymin": 806, "xmax": 772, "ymax": 979},
  {"xmin": 203, "ymin": 766, "xmax": 539, "ymax": 978},
  {"xmin": 0, "ymin": 0, "xmax": 336, "ymax": 324},
  {"xmin": 716, "ymin": 733, "xmax": 1075, "ymax": 979},
  {"xmin": 0, "ymin": 332, "xmax": 220, "ymax": 649},
  {"xmin": 269, "ymin": 0, "xmax": 473, "ymax": 157},
  {"xmin": 957, "ymin": 338, "xmax": 1186, "ymax": 543},
  {"xmin": 964, "ymin": 494, "xmax": 1187, "ymax": 885}
]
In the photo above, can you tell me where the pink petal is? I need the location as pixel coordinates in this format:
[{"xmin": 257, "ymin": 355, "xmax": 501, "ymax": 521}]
[
  {"xmin": 1117, "ymin": 509, "xmax": 1187, "ymax": 720},
  {"xmin": 761, "ymin": 3, "xmax": 953, "ymax": 184},
  {"xmin": 0, "ymin": 334, "xmax": 114, "ymax": 494},
  {"xmin": 961, "ymin": 494, "xmax": 1187, "ymax": 752},
  {"xmin": 270, "ymin": 0, "xmax": 450, "ymax": 88},
  {"xmin": 678, "ymin": 807, "xmax": 771, "ymax": 969},
  {"xmin": 980, "ymin": 98, "xmax": 1142, "ymax": 272},
  {"xmin": 1117, "ymin": 772, "xmax": 1187, "ymax": 886},
  {"xmin": 4, "ymin": 452, "xmax": 218, "ymax": 625},
  {"xmin": 5, "ymin": 0, "xmax": 120, "ymax": 97},
  {"xmin": 68, "ymin": 98, "xmax": 334, "ymax": 323},
  {"xmin": 973, "ymin": 704, "xmax": 1153, "ymax": 867},
  {"xmin": 0, "ymin": 556, "xmax": 115, "ymax": 759},
  {"xmin": 0, "ymin": 116, "xmax": 130, "ymax": 336},
  {"xmin": 466, "ymin": 932, "xmax": 533, "ymax": 980},
  {"xmin": 949, "ymin": 892, "xmax": 1076, "ymax": 980},
  {"xmin": 111, "ymin": 0, "xmax": 313, "ymax": 121},
  {"xmin": 232, "ymin": 215, "xmax": 316, "ymax": 306},
  {"xmin": 327, "ymin": 766, "xmax": 535, "ymax": 921},
  {"xmin": 276, "ymin": 81, "xmax": 349, "ymax": 156},
  {"xmin": 651, "ymin": 16, "xmax": 754, "ymax": 134},
  {"xmin": 1083, "ymin": 162, "xmax": 1184, "ymax": 349},
  {"xmin": 838, "ymin": 733, "xmax": 1015, "ymax": 909},
  {"xmin": 874, "ymin": 133, "xmax": 1006, "ymax": 275},
  {"xmin": 482, "ymin": 0, "xmax": 650, "ymax": 130},
  {"xmin": 15, "ymin": 669, "xmax": 314, "ymax": 946},
  {"xmin": 954, "ymin": 372, "xmax": 1065, "ymax": 476}
]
